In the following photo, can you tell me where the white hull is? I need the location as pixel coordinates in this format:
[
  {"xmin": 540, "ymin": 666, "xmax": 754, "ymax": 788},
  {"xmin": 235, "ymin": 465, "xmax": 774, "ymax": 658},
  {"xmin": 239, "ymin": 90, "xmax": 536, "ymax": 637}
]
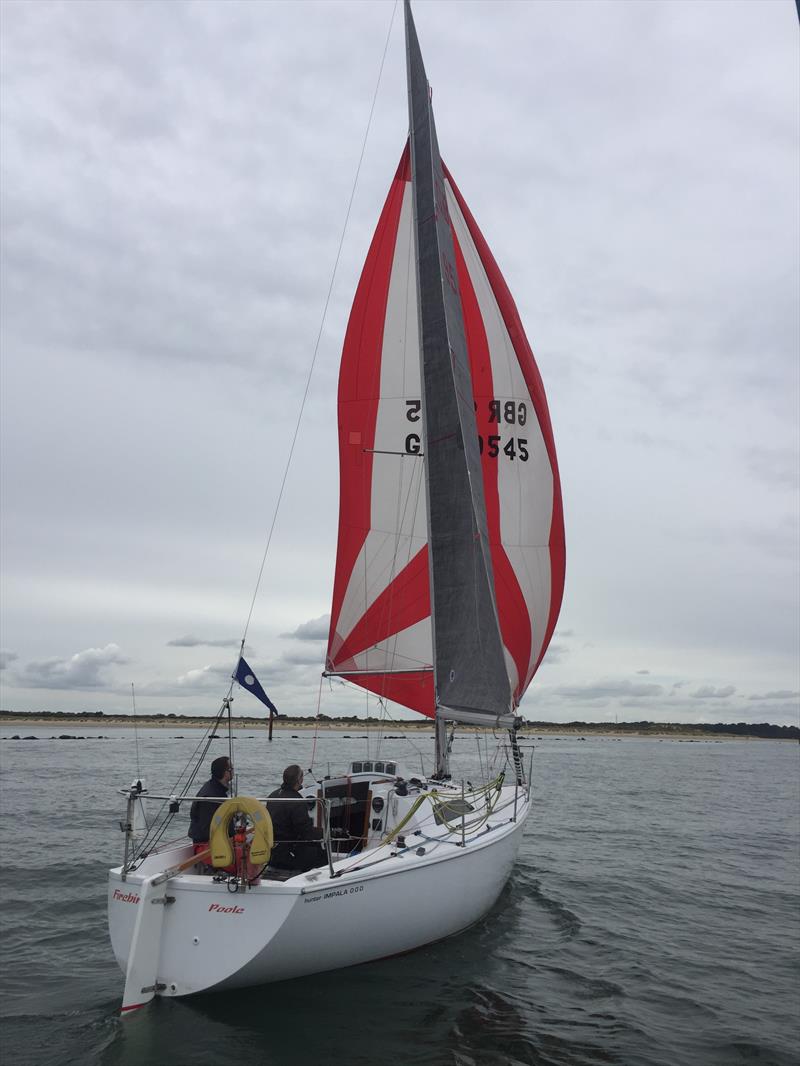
[{"xmin": 109, "ymin": 783, "xmax": 529, "ymax": 1005}]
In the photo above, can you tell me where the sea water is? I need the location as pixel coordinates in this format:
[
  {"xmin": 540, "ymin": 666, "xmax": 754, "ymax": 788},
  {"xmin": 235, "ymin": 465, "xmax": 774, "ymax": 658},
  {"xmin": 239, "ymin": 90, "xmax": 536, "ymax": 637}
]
[{"xmin": 0, "ymin": 727, "xmax": 797, "ymax": 1066}]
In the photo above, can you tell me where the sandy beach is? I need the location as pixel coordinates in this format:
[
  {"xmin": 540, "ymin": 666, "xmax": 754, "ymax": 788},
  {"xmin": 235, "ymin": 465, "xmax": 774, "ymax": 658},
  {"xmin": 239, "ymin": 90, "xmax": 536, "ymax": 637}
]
[{"xmin": 0, "ymin": 715, "xmax": 789, "ymax": 740}]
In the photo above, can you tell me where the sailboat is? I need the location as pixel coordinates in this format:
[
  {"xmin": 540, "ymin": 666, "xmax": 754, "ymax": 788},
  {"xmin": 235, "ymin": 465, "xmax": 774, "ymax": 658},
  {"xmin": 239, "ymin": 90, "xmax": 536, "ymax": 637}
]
[{"xmin": 108, "ymin": 0, "xmax": 564, "ymax": 1012}]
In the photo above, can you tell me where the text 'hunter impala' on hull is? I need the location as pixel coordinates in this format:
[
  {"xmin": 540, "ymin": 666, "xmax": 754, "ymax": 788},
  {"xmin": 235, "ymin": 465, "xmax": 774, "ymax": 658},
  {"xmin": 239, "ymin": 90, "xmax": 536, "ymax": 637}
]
[{"xmin": 108, "ymin": 0, "xmax": 564, "ymax": 1011}]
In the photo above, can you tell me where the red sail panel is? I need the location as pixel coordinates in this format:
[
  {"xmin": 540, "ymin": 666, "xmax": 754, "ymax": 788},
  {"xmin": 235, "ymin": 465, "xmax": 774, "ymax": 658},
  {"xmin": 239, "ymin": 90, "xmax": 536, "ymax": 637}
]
[
  {"xmin": 327, "ymin": 144, "xmax": 564, "ymax": 717},
  {"xmin": 339, "ymin": 671, "xmax": 435, "ymax": 719}
]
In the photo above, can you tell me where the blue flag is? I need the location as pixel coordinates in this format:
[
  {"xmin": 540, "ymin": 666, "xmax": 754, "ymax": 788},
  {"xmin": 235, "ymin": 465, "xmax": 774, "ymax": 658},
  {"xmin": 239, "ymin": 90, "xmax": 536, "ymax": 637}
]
[{"xmin": 234, "ymin": 657, "xmax": 278, "ymax": 717}]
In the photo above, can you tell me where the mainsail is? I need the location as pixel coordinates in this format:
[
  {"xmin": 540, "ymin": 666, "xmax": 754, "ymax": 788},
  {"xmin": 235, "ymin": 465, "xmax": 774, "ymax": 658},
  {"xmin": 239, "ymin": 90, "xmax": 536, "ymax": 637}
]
[{"xmin": 326, "ymin": 2, "xmax": 565, "ymax": 723}]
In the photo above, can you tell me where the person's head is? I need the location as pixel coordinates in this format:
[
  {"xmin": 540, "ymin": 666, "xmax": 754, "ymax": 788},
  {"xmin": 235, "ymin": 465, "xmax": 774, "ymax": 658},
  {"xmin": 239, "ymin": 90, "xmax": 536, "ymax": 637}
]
[
  {"xmin": 211, "ymin": 756, "xmax": 233, "ymax": 783},
  {"xmin": 282, "ymin": 764, "xmax": 304, "ymax": 791}
]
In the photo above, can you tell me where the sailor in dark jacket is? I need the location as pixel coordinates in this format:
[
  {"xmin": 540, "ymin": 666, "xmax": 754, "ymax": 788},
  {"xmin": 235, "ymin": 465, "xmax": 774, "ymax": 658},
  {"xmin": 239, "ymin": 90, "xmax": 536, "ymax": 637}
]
[
  {"xmin": 267, "ymin": 764, "xmax": 325, "ymax": 871},
  {"xmin": 188, "ymin": 756, "xmax": 233, "ymax": 846}
]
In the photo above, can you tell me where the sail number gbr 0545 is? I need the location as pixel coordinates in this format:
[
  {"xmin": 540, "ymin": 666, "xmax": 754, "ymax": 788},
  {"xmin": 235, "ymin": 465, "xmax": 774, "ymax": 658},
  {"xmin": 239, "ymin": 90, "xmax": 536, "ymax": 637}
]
[{"xmin": 403, "ymin": 399, "xmax": 531, "ymax": 460}]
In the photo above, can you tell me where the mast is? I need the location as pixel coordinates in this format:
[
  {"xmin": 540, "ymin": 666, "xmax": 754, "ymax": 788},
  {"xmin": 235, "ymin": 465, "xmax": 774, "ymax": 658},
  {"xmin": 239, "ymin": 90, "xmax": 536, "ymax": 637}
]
[{"xmin": 403, "ymin": 1, "xmax": 514, "ymax": 776}]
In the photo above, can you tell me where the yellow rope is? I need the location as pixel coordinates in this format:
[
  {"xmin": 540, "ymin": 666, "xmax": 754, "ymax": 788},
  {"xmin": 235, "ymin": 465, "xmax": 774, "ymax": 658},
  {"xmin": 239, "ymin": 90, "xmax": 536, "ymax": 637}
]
[
  {"xmin": 429, "ymin": 774, "xmax": 505, "ymax": 835},
  {"xmin": 380, "ymin": 793, "xmax": 429, "ymax": 845},
  {"xmin": 381, "ymin": 774, "xmax": 505, "ymax": 845}
]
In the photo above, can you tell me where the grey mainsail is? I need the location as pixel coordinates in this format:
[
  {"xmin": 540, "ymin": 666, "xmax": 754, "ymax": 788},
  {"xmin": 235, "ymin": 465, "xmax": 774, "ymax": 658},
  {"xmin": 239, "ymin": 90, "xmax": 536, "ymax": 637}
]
[{"xmin": 404, "ymin": 0, "xmax": 512, "ymax": 725}]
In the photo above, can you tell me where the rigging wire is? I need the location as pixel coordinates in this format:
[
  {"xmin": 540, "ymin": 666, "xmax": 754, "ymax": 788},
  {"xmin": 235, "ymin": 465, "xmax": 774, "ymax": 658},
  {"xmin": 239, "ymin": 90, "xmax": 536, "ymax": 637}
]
[
  {"xmin": 132, "ymin": 700, "xmax": 230, "ymax": 860},
  {"xmin": 309, "ymin": 673, "xmax": 325, "ymax": 771},
  {"xmin": 365, "ymin": 684, "xmax": 370, "ymax": 761},
  {"xmin": 130, "ymin": 682, "xmax": 141, "ymax": 783},
  {"xmin": 475, "ymin": 730, "xmax": 486, "ymax": 783},
  {"xmin": 240, "ymin": 0, "xmax": 399, "ymax": 653},
  {"xmin": 225, "ymin": 696, "xmax": 235, "ymax": 786}
]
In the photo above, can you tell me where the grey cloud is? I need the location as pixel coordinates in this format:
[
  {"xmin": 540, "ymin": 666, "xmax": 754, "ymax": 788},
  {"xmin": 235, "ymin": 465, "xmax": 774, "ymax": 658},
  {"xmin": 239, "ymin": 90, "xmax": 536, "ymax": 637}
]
[
  {"xmin": 282, "ymin": 615, "xmax": 330, "ymax": 641},
  {"xmin": 523, "ymin": 681, "xmax": 798, "ymax": 726},
  {"xmin": 691, "ymin": 685, "xmax": 736, "ymax": 699},
  {"xmin": 18, "ymin": 644, "xmax": 129, "ymax": 690},
  {"xmin": 167, "ymin": 635, "xmax": 241, "ymax": 649},
  {"xmin": 748, "ymin": 690, "xmax": 799, "ymax": 702},
  {"xmin": 133, "ymin": 662, "xmax": 233, "ymax": 697},
  {"xmin": 618, "ymin": 697, "xmax": 694, "ymax": 710},
  {"xmin": 688, "ymin": 517, "xmax": 799, "ymax": 560},
  {"xmin": 703, "ymin": 702, "xmax": 800, "ymax": 724},
  {"xmin": 0, "ymin": 0, "xmax": 368, "ymax": 381},
  {"xmin": 551, "ymin": 680, "xmax": 664, "ymax": 701},
  {"xmin": 625, "ymin": 429, "xmax": 689, "ymax": 454},
  {"xmin": 0, "ymin": 649, "xmax": 18, "ymax": 670},
  {"xmin": 636, "ymin": 669, "xmax": 650, "ymax": 675},
  {"xmin": 737, "ymin": 515, "xmax": 799, "ymax": 563},
  {"xmin": 542, "ymin": 642, "xmax": 568, "ymax": 664},
  {"xmin": 281, "ymin": 648, "xmax": 325, "ymax": 667},
  {"xmin": 745, "ymin": 447, "xmax": 799, "ymax": 490}
]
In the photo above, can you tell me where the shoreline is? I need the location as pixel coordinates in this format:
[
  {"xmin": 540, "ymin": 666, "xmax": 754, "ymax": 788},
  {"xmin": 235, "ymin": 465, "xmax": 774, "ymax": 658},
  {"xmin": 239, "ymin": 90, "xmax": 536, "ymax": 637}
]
[{"xmin": 0, "ymin": 716, "xmax": 795, "ymax": 741}]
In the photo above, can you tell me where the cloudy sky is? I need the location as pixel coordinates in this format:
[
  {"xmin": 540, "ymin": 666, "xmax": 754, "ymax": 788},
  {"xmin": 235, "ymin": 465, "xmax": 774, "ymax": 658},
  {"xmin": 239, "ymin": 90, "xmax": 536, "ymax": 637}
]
[{"xmin": 1, "ymin": 0, "xmax": 797, "ymax": 726}]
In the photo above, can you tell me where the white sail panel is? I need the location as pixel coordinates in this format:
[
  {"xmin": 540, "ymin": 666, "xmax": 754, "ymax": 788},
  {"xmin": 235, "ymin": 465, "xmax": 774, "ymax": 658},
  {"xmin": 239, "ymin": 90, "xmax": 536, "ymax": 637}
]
[{"xmin": 333, "ymin": 617, "xmax": 433, "ymax": 677}]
